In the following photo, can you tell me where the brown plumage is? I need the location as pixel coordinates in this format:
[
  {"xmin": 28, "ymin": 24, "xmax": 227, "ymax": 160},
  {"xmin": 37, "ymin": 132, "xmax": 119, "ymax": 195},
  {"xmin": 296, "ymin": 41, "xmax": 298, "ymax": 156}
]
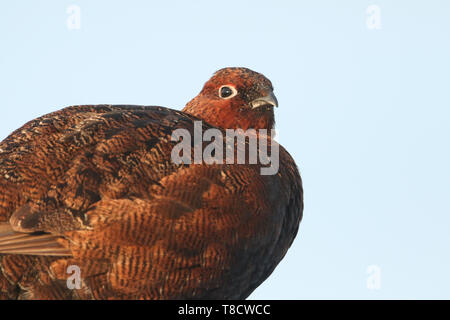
[{"xmin": 0, "ymin": 67, "xmax": 303, "ymax": 300}]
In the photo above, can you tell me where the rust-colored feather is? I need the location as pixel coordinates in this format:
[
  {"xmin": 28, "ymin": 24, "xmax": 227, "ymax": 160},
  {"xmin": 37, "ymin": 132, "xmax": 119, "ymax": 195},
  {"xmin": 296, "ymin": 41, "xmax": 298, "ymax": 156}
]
[{"xmin": 0, "ymin": 67, "xmax": 303, "ymax": 300}]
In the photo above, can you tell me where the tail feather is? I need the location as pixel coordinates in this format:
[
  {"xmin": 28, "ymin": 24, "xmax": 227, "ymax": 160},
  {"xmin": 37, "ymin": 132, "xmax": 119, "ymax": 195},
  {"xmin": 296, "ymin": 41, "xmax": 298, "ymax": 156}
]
[{"xmin": 0, "ymin": 223, "xmax": 72, "ymax": 257}]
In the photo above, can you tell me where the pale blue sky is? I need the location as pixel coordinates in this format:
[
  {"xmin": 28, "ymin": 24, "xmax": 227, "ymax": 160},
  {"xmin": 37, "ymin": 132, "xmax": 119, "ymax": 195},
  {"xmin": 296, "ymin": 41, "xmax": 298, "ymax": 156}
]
[{"xmin": 1, "ymin": 1, "xmax": 449, "ymax": 299}]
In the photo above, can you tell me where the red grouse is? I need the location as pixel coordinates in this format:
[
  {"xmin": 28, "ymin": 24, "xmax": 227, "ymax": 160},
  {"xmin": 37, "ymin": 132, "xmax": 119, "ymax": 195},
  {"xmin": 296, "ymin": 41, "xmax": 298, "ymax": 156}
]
[{"xmin": 0, "ymin": 67, "xmax": 303, "ymax": 299}]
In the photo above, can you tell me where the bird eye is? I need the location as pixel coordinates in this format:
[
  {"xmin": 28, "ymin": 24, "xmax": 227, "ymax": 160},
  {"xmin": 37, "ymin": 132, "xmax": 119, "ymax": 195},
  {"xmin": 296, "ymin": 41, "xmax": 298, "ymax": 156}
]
[{"xmin": 219, "ymin": 85, "xmax": 238, "ymax": 99}]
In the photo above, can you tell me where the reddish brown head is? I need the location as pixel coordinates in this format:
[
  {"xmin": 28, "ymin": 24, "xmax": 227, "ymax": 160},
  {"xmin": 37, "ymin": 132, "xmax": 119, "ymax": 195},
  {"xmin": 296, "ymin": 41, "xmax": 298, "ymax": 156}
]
[{"xmin": 183, "ymin": 67, "xmax": 278, "ymax": 130}]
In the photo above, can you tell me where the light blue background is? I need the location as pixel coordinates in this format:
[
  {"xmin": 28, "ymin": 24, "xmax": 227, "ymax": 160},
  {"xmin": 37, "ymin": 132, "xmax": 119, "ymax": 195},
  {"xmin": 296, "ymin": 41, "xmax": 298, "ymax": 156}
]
[{"xmin": 1, "ymin": 1, "xmax": 449, "ymax": 299}]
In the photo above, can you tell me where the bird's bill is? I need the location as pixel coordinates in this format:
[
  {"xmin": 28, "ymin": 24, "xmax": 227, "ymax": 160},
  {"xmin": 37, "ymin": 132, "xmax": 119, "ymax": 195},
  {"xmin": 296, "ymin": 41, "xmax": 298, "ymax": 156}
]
[{"xmin": 250, "ymin": 92, "xmax": 279, "ymax": 109}]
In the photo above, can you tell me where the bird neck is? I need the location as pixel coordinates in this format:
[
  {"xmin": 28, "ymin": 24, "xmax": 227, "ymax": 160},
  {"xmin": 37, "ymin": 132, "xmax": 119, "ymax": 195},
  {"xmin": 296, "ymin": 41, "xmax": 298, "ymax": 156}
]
[{"xmin": 183, "ymin": 100, "xmax": 275, "ymax": 132}]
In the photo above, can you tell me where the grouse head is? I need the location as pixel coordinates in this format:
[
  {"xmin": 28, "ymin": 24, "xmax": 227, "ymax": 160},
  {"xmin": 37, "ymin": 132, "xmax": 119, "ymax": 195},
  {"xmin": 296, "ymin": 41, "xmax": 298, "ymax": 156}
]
[{"xmin": 183, "ymin": 67, "xmax": 278, "ymax": 130}]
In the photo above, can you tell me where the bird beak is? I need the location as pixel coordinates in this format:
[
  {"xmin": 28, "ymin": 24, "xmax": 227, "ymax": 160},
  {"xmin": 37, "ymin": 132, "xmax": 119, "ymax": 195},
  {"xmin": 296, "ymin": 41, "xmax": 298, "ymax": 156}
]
[{"xmin": 250, "ymin": 92, "xmax": 278, "ymax": 109}]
